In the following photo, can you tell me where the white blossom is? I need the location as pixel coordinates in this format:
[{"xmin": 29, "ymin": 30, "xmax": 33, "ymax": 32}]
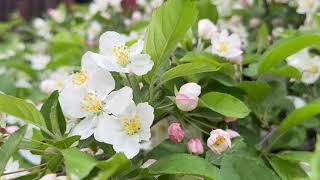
[
  {"xmin": 94, "ymin": 100, "xmax": 154, "ymax": 159},
  {"xmin": 286, "ymin": 49, "xmax": 320, "ymax": 84},
  {"xmin": 93, "ymin": 31, "xmax": 154, "ymax": 75},
  {"xmin": 211, "ymin": 30, "xmax": 242, "ymax": 60}
]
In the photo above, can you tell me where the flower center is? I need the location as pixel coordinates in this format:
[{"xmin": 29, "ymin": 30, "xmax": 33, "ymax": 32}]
[
  {"xmin": 112, "ymin": 45, "xmax": 130, "ymax": 67},
  {"xmin": 81, "ymin": 92, "xmax": 103, "ymax": 113},
  {"xmin": 307, "ymin": 64, "xmax": 319, "ymax": 74},
  {"xmin": 218, "ymin": 41, "xmax": 230, "ymax": 53},
  {"xmin": 122, "ymin": 114, "xmax": 141, "ymax": 135},
  {"xmin": 305, "ymin": 0, "xmax": 315, "ymax": 7},
  {"xmin": 215, "ymin": 135, "xmax": 226, "ymax": 145},
  {"xmin": 72, "ymin": 70, "xmax": 88, "ymax": 85},
  {"xmin": 55, "ymin": 80, "xmax": 65, "ymax": 89}
]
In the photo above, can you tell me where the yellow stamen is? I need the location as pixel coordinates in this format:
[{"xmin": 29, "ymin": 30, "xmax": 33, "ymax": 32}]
[
  {"xmin": 55, "ymin": 80, "xmax": 65, "ymax": 89},
  {"xmin": 218, "ymin": 41, "xmax": 230, "ymax": 53},
  {"xmin": 122, "ymin": 114, "xmax": 141, "ymax": 135},
  {"xmin": 112, "ymin": 45, "xmax": 130, "ymax": 67},
  {"xmin": 215, "ymin": 135, "xmax": 226, "ymax": 145},
  {"xmin": 72, "ymin": 70, "xmax": 88, "ymax": 85},
  {"xmin": 81, "ymin": 92, "xmax": 103, "ymax": 113},
  {"xmin": 307, "ymin": 64, "xmax": 319, "ymax": 74}
]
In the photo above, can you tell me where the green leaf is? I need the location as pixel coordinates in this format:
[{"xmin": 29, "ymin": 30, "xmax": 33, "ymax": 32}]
[
  {"xmin": 179, "ymin": 51, "xmax": 234, "ymax": 76},
  {"xmin": 148, "ymin": 153, "xmax": 221, "ymax": 180},
  {"xmin": 256, "ymin": 23, "xmax": 269, "ymax": 53},
  {"xmin": 268, "ymin": 104, "xmax": 320, "ymax": 150},
  {"xmin": 62, "ymin": 148, "xmax": 97, "ymax": 179},
  {"xmin": 277, "ymin": 151, "xmax": 313, "ymax": 163},
  {"xmin": 161, "ymin": 62, "xmax": 221, "ymax": 82},
  {"xmin": 268, "ymin": 155, "xmax": 309, "ymax": 180},
  {"xmin": 146, "ymin": 139, "xmax": 187, "ymax": 159},
  {"xmin": 311, "ymin": 136, "xmax": 320, "ymax": 180},
  {"xmin": 40, "ymin": 91, "xmax": 66, "ymax": 137},
  {"xmin": 258, "ymin": 31, "xmax": 320, "ymax": 74},
  {"xmin": 51, "ymin": 32, "xmax": 84, "ymax": 51},
  {"xmin": 0, "ymin": 93, "xmax": 51, "ymax": 136},
  {"xmin": 267, "ymin": 65, "xmax": 302, "ymax": 79},
  {"xmin": 200, "ymin": 92, "xmax": 250, "ymax": 118},
  {"xmin": 197, "ymin": 0, "xmax": 218, "ymax": 22},
  {"xmin": 95, "ymin": 153, "xmax": 131, "ymax": 180},
  {"xmin": 0, "ymin": 126, "xmax": 27, "ymax": 175},
  {"xmin": 277, "ymin": 104, "xmax": 320, "ymax": 135},
  {"xmin": 144, "ymin": 0, "xmax": 198, "ymax": 80},
  {"xmin": 179, "ymin": 51, "xmax": 222, "ymax": 63},
  {"xmin": 47, "ymin": 47, "xmax": 82, "ymax": 68},
  {"xmin": 220, "ymin": 141, "xmax": 280, "ymax": 180},
  {"xmin": 209, "ymin": 72, "xmax": 238, "ymax": 87},
  {"xmin": 47, "ymin": 135, "xmax": 81, "ymax": 149},
  {"xmin": 239, "ymin": 81, "xmax": 271, "ymax": 102}
]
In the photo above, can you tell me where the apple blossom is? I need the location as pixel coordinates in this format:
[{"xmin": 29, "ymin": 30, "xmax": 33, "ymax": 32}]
[
  {"xmin": 33, "ymin": 18, "xmax": 51, "ymax": 39},
  {"xmin": 94, "ymin": 100, "xmax": 154, "ymax": 159},
  {"xmin": 25, "ymin": 54, "xmax": 51, "ymax": 70},
  {"xmin": 286, "ymin": 49, "xmax": 320, "ymax": 84},
  {"xmin": 92, "ymin": 31, "xmax": 153, "ymax": 75},
  {"xmin": 207, "ymin": 129, "xmax": 232, "ymax": 155},
  {"xmin": 168, "ymin": 123, "xmax": 184, "ymax": 143},
  {"xmin": 87, "ymin": 21, "xmax": 102, "ymax": 41},
  {"xmin": 176, "ymin": 83, "xmax": 201, "ymax": 111},
  {"xmin": 211, "ymin": 30, "xmax": 242, "ymax": 60},
  {"xmin": 59, "ymin": 51, "xmax": 116, "ymax": 119},
  {"xmin": 207, "ymin": 129, "xmax": 240, "ymax": 155},
  {"xmin": 198, "ymin": 19, "xmax": 218, "ymax": 40},
  {"xmin": 40, "ymin": 68, "xmax": 71, "ymax": 94},
  {"xmin": 187, "ymin": 138, "xmax": 204, "ymax": 155}
]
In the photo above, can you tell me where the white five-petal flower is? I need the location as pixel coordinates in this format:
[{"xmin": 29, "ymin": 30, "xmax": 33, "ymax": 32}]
[
  {"xmin": 59, "ymin": 51, "xmax": 133, "ymax": 140},
  {"xmin": 286, "ymin": 48, "xmax": 320, "ymax": 84},
  {"xmin": 95, "ymin": 100, "xmax": 154, "ymax": 159},
  {"xmin": 59, "ymin": 51, "xmax": 116, "ymax": 119},
  {"xmin": 93, "ymin": 31, "xmax": 154, "ymax": 76},
  {"xmin": 211, "ymin": 30, "xmax": 242, "ymax": 60}
]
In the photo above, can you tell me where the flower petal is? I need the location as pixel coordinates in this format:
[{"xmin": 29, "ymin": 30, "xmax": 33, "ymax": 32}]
[
  {"xmin": 82, "ymin": 52, "xmax": 116, "ymax": 98},
  {"xmin": 99, "ymin": 31, "xmax": 127, "ymax": 56},
  {"xmin": 137, "ymin": 102, "xmax": 154, "ymax": 129},
  {"xmin": 70, "ymin": 116, "xmax": 98, "ymax": 139},
  {"xmin": 104, "ymin": 86, "xmax": 133, "ymax": 115},
  {"xmin": 59, "ymin": 83, "xmax": 87, "ymax": 118},
  {"xmin": 129, "ymin": 39, "xmax": 144, "ymax": 55},
  {"xmin": 128, "ymin": 54, "xmax": 154, "ymax": 75},
  {"xmin": 94, "ymin": 114, "xmax": 123, "ymax": 144},
  {"xmin": 113, "ymin": 134, "xmax": 140, "ymax": 159}
]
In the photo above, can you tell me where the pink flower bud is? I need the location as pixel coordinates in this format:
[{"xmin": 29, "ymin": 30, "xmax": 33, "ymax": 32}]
[
  {"xmin": 224, "ymin": 116, "xmax": 237, "ymax": 123},
  {"xmin": 168, "ymin": 123, "xmax": 184, "ymax": 144},
  {"xmin": 207, "ymin": 129, "xmax": 231, "ymax": 155},
  {"xmin": 176, "ymin": 83, "xmax": 201, "ymax": 111},
  {"xmin": 187, "ymin": 138, "xmax": 204, "ymax": 155}
]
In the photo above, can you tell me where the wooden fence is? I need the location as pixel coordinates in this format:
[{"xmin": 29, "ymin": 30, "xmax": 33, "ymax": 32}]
[{"xmin": 0, "ymin": 0, "xmax": 76, "ymax": 21}]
